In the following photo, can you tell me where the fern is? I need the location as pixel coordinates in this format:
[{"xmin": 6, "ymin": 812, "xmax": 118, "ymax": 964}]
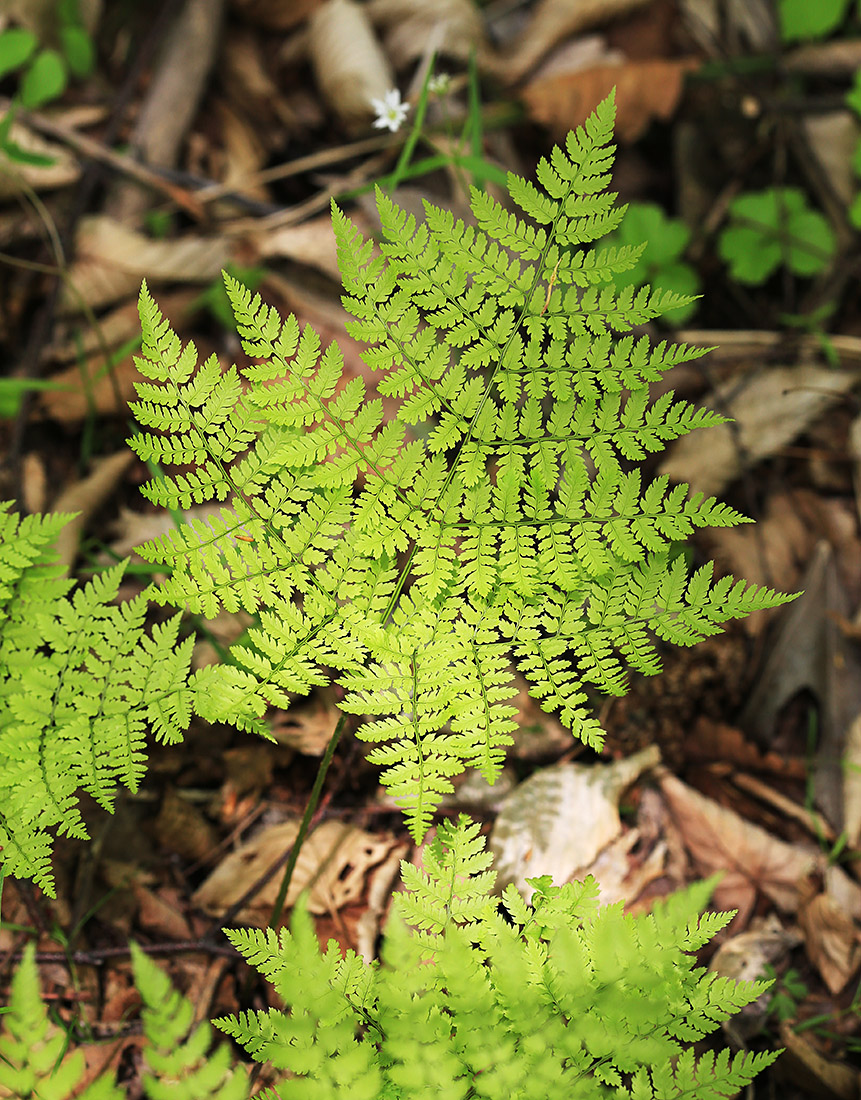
[
  {"xmin": 0, "ymin": 942, "xmax": 248, "ymax": 1100},
  {"xmin": 124, "ymin": 90, "xmax": 794, "ymax": 840},
  {"xmin": 209, "ymin": 816, "xmax": 780, "ymax": 1099},
  {"xmin": 0, "ymin": 506, "xmax": 195, "ymax": 895}
]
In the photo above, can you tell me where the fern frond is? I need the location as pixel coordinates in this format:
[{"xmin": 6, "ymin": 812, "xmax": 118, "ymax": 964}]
[{"xmin": 0, "ymin": 518, "xmax": 194, "ymax": 895}]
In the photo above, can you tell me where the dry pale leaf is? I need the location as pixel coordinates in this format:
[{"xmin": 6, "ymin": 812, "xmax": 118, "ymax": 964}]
[
  {"xmin": 578, "ymin": 829, "xmax": 667, "ymax": 907},
  {"xmin": 0, "ymin": 121, "xmax": 79, "ymax": 197},
  {"xmin": 192, "ymin": 819, "xmax": 395, "ymax": 923},
  {"xmin": 367, "ymin": 0, "xmax": 487, "ymax": 67},
  {"xmin": 659, "ymin": 770, "xmax": 821, "ymax": 926},
  {"xmin": 659, "ymin": 364, "xmax": 861, "ymax": 497},
  {"xmin": 825, "ymin": 864, "xmax": 861, "ymax": 922},
  {"xmin": 48, "ymin": 291, "xmax": 197, "ymax": 365},
  {"xmin": 308, "ymin": 0, "xmax": 394, "ymax": 130},
  {"xmin": 843, "ymin": 714, "xmax": 861, "ymax": 851},
  {"xmin": 520, "ymin": 57, "xmax": 697, "ymax": 143},
  {"xmin": 249, "ymin": 214, "xmax": 342, "ymax": 281},
  {"xmin": 803, "ymin": 112, "xmax": 858, "ymax": 208},
  {"xmin": 489, "ymin": 745, "xmax": 660, "ymax": 901},
  {"xmin": 49, "ymin": 451, "xmax": 136, "ymax": 574},
  {"xmin": 490, "ymin": 0, "xmax": 651, "ymax": 83},
  {"xmin": 799, "ymin": 891, "xmax": 861, "ymax": 994},
  {"xmin": 709, "ymin": 913, "xmax": 802, "ymax": 1040},
  {"xmin": 133, "ymin": 884, "xmax": 194, "ymax": 941},
  {"xmin": 60, "ymin": 215, "xmax": 229, "ymax": 314},
  {"xmin": 36, "ymin": 354, "xmax": 142, "ymax": 424},
  {"xmin": 270, "ymin": 696, "xmax": 342, "ymax": 755}
]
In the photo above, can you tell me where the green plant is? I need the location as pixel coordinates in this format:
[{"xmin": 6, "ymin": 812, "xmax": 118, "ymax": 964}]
[
  {"xmin": 0, "ymin": 819, "xmax": 780, "ymax": 1099},
  {"xmin": 0, "ymin": 0, "xmax": 94, "ymax": 165},
  {"xmin": 778, "ymin": 0, "xmax": 855, "ymax": 43},
  {"xmin": 718, "ymin": 186, "xmax": 836, "ymax": 286},
  {"xmin": 602, "ymin": 202, "xmax": 699, "ymax": 325},
  {"xmin": 764, "ymin": 965, "xmax": 808, "ymax": 1025},
  {"xmin": 0, "ymin": 92, "xmax": 793, "ymax": 1096}
]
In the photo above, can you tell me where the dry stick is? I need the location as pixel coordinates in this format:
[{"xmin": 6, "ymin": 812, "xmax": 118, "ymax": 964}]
[{"xmin": 268, "ymin": 712, "xmax": 347, "ymax": 929}]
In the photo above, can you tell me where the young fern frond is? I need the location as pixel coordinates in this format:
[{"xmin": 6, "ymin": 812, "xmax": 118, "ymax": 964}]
[
  {"xmin": 126, "ymin": 90, "xmax": 794, "ymax": 841},
  {"xmin": 209, "ymin": 816, "xmax": 780, "ymax": 1100},
  {"xmin": 0, "ymin": 513, "xmax": 194, "ymax": 896}
]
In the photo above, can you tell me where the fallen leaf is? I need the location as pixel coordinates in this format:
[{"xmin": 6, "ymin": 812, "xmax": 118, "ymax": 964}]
[
  {"xmin": 49, "ymin": 451, "xmax": 136, "ymax": 573},
  {"xmin": 489, "ymin": 745, "xmax": 660, "ymax": 901},
  {"xmin": 250, "ymin": 214, "xmax": 342, "ymax": 281},
  {"xmin": 368, "ymin": 0, "xmax": 488, "ymax": 67},
  {"xmin": 777, "ymin": 1021, "xmax": 861, "ymax": 1100},
  {"xmin": 192, "ymin": 819, "xmax": 394, "ymax": 923},
  {"xmin": 659, "ymin": 364, "xmax": 861, "ymax": 497},
  {"xmin": 799, "ymin": 890, "xmax": 861, "ymax": 994},
  {"xmin": 579, "ymin": 828, "xmax": 667, "ymax": 907},
  {"xmin": 154, "ymin": 789, "xmax": 219, "ymax": 862},
  {"xmin": 521, "ymin": 58, "xmax": 698, "ymax": 143},
  {"xmin": 232, "ymin": 0, "xmax": 323, "ymax": 28},
  {"xmin": 658, "ymin": 769, "xmax": 821, "ymax": 925},
  {"xmin": 133, "ymin": 884, "xmax": 194, "ymax": 942}
]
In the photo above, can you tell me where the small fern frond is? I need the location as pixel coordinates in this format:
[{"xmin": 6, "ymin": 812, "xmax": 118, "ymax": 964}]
[
  {"xmin": 0, "ymin": 942, "xmax": 123, "ymax": 1100},
  {"xmin": 131, "ymin": 944, "xmax": 249, "ymax": 1100}
]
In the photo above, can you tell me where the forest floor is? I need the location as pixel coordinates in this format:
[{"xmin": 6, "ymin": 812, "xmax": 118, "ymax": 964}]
[{"xmin": 2, "ymin": 0, "xmax": 861, "ymax": 1096}]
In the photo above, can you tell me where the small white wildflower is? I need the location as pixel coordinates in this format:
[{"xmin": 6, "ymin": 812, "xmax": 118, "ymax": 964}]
[
  {"xmin": 370, "ymin": 88, "xmax": 410, "ymax": 133},
  {"xmin": 428, "ymin": 72, "xmax": 451, "ymax": 97}
]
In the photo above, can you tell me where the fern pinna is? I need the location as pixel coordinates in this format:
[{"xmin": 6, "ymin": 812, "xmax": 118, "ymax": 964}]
[
  {"xmin": 0, "ymin": 504, "xmax": 194, "ymax": 896},
  {"xmin": 129, "ymin": 91, "xmax": 791, "ymax": 839}
]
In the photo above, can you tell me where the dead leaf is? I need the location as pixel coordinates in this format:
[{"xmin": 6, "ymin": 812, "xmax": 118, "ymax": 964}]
[
  {"xmin": 521, "ymin": 58, "xmax": 698, "ymax": 143},
  {"xmin": 249, "ymin": 214, "xmax": 342, "ymax": 281},
  {"xmin": 777, "ymin": 1021, "xmax": 861, "ymax": 1100},
  {"xmin": 60, "ymin": 216, "xmax": 229, "ymax": 314},
  {"xmin": 659, "ymin": 769, "xmax": 821, "ymax": 925},
  {"xmin": 367, "ymin": 0, "xmax": 488, "ymax": 67},
  {"xmin": 0, "ymin": 119, "xmax": 79, "ymax": 197},
  {"xmin": 308, "ymin": 0, "xmax": 394, "ymax": 131},
  {"xmin": 709, "ymin": 913, "xmax": 802, "ymax": 1040},
  {"xmin": 579, "ymin": 828, "xmax": 667, "ymax": 907},
  {"xmin": 49, "ymin": 451, "xmax": 136, "ymax": 574},
  {"xmin": 134, "ymin": 884, "xmax": 194, "ymax": 942},
  {"xmin": 491, "ymin": 0, "xmax": 652, "ymax": 83},
  {"xmin": 154, "ymin": 789, "xmax": 219, "ymax": 862},
  {"xmin": 270, "ymin": 693, "xmax": 341, "ymax": 755},
  {"xmin": 489, "ymin": 746, "xmax": 660, "ymax": 901},
  {"xmin": 192, "ymin": 819, "xmax": 394, "ymax": 923},
  {"xmin": 800, "ymin": 891, "xmax": 861, "ymax": 994},
  {"xmin": 659, "ymin": 364, "xmax": 861, "ymax": 497},
  {"xmin": 232, "ymin": 0, "xmax": 323, "ymax": 27}
]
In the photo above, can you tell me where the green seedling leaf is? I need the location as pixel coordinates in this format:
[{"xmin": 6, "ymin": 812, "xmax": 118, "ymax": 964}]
[
  {"xmin": 719, "ymin": 187, "xmax": 835, "ymax": 285},
  {"xmin": 59, "ymin": 25, "xmax": 94, "ymax": 77},
  {"xmin": 604, "ymin": 201, "xmax": 700, "ymax": 324},
  {"xmin": 20, "ymin": 49, "xmax": 67, "ymax": 108},
  {"xmin": 0, "ymin": 27, "xmax": 36, "ymax": 78},
  {"xmin": 778, "ymin": 0, "xmax": 851, "ymax": 41}
]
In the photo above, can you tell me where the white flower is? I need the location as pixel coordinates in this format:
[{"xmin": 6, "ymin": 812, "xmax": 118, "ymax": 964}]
[
  {"xmin": 428, "ymin": 73, "xmax": 451, "ymax": 97},
  {"xmin": 370, "ymin": 88, "xmax": 409, "ymax": 133}
]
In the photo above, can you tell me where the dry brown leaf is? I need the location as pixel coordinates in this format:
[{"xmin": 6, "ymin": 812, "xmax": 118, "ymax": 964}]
[
  {"xmin": 709, "ymin": 913, "xmax": 802, "ymax": 1040},
  {"xmin": 659, "ymin": 770, "xmax": 821, "ymax": 925},
  {"xmin": 799, "ymin": 891, "xmax": 861, "ymax": 994},
  {"xmin": 685, "ymin": 717, "xmax": 806, "ymax": 780},
  {"xmin": 49, "ymin": 451, "xmax": 136, "ymax": 573},
  {"xmin": 308, "ymin": 0, "xmax": 394, "ymax": 130},
  {"xmin": 48, "ymin": 291, "xmax": 198, "ymax": 365},
  {"xmin": 192, "ymin": 819, "xmax": 394, "ymax": 923},
  {"xmin": 60, "ymin": 216, "xmax": 229, "ymax": 314},
  {"xmin": 154, "ymin": 789, "xmax": 219, "ymax": 863},
  {"xmin": 659, "ymin": 364, "xmax": 861, "ymax": 497},
  {"xmin": 35, "ymin": 354, "xmax": 139, "ymax": 423},
  {"xmin": 270, "ymin": 694, "xmax": 343, "ymax": 756},
  {"xmin": 777, "ymin": 1021, "xmax": 861, "ymax": 1100},
  {"xmin": 491, "ymin": 0, "xmax": 652, "ymax": 83},
  {"xmin": 521, "ymin": 57, "xmax": 697, "ymax": 143},
  {"xmin": 0, "ymin": 120, "xmax": 79, "ymax": 197},
  {"xmin": 489, "ymin": 746, "xmax": 660, "ymax": 901},
  {"xmin": 134, "ymin": 884, "xmax": 194, "ymax": 941},
  {"xmin": 249, "ymin": 214, "xmax": 342, "ymax": 280},
  {"xmin": 368, "ymin": 0, "xmax": 487, "ymax": 67},
  {"xmin": 579, "ymin": 829, "xmax": 667, "ymax": 907},
  {"xmin": 844, "ymin": 714, "xmax": 861, "ymax": 850}
]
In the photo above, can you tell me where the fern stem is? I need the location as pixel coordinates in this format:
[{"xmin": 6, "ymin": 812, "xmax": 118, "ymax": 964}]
[{"xmin": 268, "ymin": 711, "xmax": 347, "ymax": 929}]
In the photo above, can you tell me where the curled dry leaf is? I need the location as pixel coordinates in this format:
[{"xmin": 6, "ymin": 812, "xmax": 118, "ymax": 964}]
[
  {"xmin": 491, "ymin": 0, "xmax": 652, "ymax": 83},
  {"xmin": 778, "ymin": 1021, "xmax": 861, "ymax": 1100},
  {"xmin": 367, "ymin": 0, "xmax": 487, "ymax": 67},
  {"xmin": 192, "ymin": 819, "xmax": 395, "ymax": 923},
  {"xmin": 659, "ymin": 770, "xmax": 821, "ymax": 926},
  {"xmin": 659, "ymin": 364, "xmax": 861, "ymax": 497},
  {"xmin": 49, "ymin": 451, "xmax": 136, "ymax": 574},
  {"xmin": 799, "ymin": 888, "xmax": 861, "ymax": 995},
  {"xmin": 249, "ymin": 213, "xmax": 343, "ymax": 281},
  {"xmin": 0, "ymin": 120, "xmax": 79, "ymax": 197},
  {"xmin": 521, "ymin": 57, "xmax": 698, "ymax": 143},
  {"xmin": 579, "ymin": 829, "xmax": 667, "ymax": 907},
  {"xmin": 489, "ymin": 745, "xmax": 660, "ymax": 901},
  {"xmin": 60, "ymin": 216, "xmax": 229, "ymax": 314},
  {"xmin": 308, "ymin": 0, "xmax": 394, "ymax": 130},
  {"xmin": 709, "ymin": 913, "xmax": 802, "ymax": 1040}
]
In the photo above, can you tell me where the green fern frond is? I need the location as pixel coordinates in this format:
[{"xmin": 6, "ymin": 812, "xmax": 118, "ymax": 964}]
[
  {"xmin": 0, "ymin": 514, "xmax": 194, "ymax": 895},
  {"xmin": 0, "ymin": 942, "xmax": 123, "ymax": 1100},
  {"xmin": 131, "ymin": 943, "xmax": 249, "ymax": 1100},
  {"xmin": 126, "ymin": 91, "xmax": 795, "ymax": 839}
]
